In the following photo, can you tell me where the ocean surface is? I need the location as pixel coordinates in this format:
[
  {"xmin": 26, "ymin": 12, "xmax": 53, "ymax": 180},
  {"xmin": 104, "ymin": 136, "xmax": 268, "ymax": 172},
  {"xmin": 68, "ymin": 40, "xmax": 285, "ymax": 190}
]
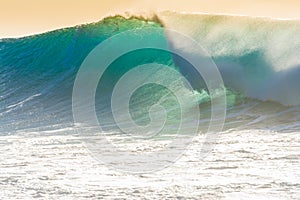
[{"xmin": 0, "ymin": 11, "xmax": 299, "ymax": 199}]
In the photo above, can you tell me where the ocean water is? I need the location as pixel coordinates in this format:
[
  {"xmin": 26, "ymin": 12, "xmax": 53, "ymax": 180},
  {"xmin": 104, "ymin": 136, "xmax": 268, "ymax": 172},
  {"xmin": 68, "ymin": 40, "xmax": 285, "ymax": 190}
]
[{"xmin": 0, "ymin": 12, "xmax": 299, "ymax": 199}]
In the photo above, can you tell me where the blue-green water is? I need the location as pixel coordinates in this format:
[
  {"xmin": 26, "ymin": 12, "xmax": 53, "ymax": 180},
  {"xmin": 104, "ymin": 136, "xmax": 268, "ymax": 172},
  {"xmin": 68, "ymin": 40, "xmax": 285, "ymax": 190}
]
[{"xmin": 1, "ymin": 14, "xmax": 300, "ymax": 134}]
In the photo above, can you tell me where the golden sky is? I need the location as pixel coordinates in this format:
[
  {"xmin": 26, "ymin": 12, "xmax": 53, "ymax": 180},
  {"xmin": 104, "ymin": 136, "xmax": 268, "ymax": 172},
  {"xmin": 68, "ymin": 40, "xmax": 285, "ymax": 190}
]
[{"xmin": 1, "ymin": 0, "xmax": 300, "ymax": 38}]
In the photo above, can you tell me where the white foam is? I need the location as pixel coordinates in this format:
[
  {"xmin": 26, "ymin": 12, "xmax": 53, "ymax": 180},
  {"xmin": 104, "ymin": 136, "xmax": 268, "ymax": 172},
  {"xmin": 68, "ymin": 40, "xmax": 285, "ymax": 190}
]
[{"xmin": 0, "ymin": 129, "xmax": 299, "ymax": 198}]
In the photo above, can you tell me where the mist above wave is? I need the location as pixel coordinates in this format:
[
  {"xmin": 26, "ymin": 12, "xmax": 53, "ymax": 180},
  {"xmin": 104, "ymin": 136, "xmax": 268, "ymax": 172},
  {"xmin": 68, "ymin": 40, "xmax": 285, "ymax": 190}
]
[{"xmin": 158, "ymin": 11, "xmax": 300, "ymax": 106}]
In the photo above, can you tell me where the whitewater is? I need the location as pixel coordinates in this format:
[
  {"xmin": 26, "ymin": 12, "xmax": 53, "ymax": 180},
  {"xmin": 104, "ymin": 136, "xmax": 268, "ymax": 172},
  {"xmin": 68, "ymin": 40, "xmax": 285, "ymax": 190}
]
[{"xmin": 0, "ymin": 11, "xmax": 299, "ymax": 199}]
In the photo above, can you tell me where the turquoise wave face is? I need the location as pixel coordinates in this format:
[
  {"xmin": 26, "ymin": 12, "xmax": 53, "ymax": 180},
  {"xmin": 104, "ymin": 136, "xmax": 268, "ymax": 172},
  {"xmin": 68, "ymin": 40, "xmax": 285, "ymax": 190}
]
[
  {"xmin": 1, "ymin": 15, "xmax": 299, "ymax": 134},
  {"xmin": 0, "ymin": 16, "xmax": 211, "ymax": 133},
  {"xmin": 0, "ymin": 16, "xmax": 166, "ymax": 132}
]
